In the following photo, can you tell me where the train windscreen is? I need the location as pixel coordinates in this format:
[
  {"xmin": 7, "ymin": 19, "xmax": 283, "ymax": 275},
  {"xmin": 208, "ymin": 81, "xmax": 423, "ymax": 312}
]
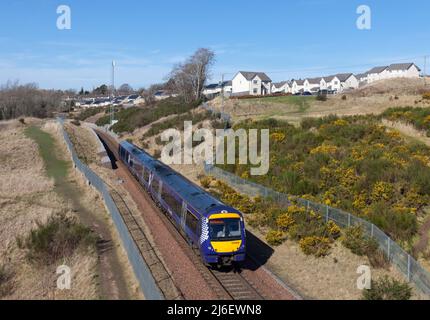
[{"xmin": 209, "ymin": 218, "xmax": 241, "ymax": 241}]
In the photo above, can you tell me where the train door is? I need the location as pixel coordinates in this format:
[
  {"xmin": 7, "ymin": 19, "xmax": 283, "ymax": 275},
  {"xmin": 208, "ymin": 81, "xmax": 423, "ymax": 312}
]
[{"xmin": 180, "ymin": 201, "xmax": 187, "ymax": 231}]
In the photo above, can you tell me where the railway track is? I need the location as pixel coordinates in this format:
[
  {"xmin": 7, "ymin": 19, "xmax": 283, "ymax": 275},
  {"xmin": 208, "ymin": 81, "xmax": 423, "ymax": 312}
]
[{"xmin": 95, "ymin": 129, "xmax": 266, "ymax": 300}]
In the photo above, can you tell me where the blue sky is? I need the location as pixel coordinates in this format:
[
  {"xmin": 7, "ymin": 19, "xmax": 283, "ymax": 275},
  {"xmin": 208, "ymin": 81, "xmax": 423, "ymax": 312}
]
[{"xmin": 0, "ymin": 0, "xmax": 429, "ymax": 90}]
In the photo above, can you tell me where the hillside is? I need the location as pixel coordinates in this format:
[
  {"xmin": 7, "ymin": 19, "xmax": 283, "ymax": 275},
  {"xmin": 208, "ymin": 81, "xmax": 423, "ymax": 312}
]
[{"xmin": 207, "ymin": 78, "xmax": 430, "ymax": 125}]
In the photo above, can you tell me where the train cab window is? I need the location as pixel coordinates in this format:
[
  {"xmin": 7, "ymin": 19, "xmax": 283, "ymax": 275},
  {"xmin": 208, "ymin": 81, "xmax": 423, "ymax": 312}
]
[
  {"xmin": 185, "ymin": 211, "xmax": 199, "ymax": 233},
  {"xmin": 209, "ymin": 218, "xmax": 241, "ymax": 241}
]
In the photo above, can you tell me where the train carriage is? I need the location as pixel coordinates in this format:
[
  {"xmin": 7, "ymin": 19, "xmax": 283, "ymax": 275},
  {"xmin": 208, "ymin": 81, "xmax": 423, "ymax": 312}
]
[{"xmin": 118, "ymin": 141, "xmax": 246, "ymax": 266}]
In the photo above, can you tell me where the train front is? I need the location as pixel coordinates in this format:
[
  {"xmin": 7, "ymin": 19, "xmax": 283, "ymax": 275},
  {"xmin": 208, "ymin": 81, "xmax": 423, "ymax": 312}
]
[{"xmin": 200, "ymin": 206, "xmax": 246, "ymax": 266}]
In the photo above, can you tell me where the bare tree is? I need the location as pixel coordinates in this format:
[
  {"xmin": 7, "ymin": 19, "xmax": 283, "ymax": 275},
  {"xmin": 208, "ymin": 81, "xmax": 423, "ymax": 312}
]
[
  {"xmin": 166, "ymin": 48, "xmax": 215, "ymax": 102},
  {"xmin": 118, "ymin": 83, "xmax": 134, "ymax": 95},
  {"xmin": 0, "ymin": 81, "xmax": 64, "ymax": 120}
]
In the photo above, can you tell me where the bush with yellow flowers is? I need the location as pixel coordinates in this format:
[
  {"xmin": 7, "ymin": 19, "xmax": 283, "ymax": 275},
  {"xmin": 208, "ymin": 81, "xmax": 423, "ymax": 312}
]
[
  {"xmin": 270, "ymin": 132, "xmax": 286, "ymax": 142},
  {"xmin": 299, "ymin": 236, "xmax": 332, "ymax": 257},
  {"xmin": 218, "ymin": 113, "xmax": 430, "ymax": 244},
  {"xmin": 266, "ymin": 230, "xmax": 285, "ymax": 246}
]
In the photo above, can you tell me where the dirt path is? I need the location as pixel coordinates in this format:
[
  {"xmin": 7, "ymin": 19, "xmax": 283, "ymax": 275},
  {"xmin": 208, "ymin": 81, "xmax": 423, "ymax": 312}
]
[
  {"xmin": 382, "ymin": 119, "xmax": 430, "ymax": 256},
  {"xmin": 26, "ymin": 125, "xmax": 132, "ymax": 299}
]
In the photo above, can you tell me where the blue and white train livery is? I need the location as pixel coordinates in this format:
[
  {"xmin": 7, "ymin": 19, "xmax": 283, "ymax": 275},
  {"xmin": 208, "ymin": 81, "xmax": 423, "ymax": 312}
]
[{"xmin": 118, "ymin": 141, "xmax": 246, "ymax": 265}]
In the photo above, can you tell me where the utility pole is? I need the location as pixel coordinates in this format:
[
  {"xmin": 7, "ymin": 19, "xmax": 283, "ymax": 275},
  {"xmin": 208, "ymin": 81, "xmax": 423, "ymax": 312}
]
[
  {"xmin": 221, "ymin": 73, "xmax": 225, "ymax": 114},
  {"xmin": 110, "ymin": 60, "xmax": 115, "ymax": 126},
  {"xmin": 424, "ymin": 55, "xmax": 428, "ymax": 86}
]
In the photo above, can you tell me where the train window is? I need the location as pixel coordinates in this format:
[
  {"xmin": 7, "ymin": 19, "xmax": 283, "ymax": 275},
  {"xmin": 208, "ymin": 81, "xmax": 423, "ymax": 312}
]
[
  {"xmin": 161, "ymin": 186, "xmax": 181, "ymax": 215},
  {"xmin": 185, "ymin": 211, "xmax": 199, "ymax": 233},
  {"xmin": 142, "ymin": 168, "xmax": 149, "ymax": 182},
  {"xmin": 152, "ymin": 177, "xmax": 159, "ymax": 194}
]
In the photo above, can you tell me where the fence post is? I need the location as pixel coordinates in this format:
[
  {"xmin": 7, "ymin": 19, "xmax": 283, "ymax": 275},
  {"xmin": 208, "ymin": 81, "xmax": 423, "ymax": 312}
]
[
  {"xmin": 371, "ymin": 224, "xmax": 374, "ymax": 237},
  {"xmin": 407, "ymin": 254, "xmax": 411, "ymax": 282},
  {"xmin": 348, "ymin": 213, "xmax": 351, "ymax": 227},
  {"xmin": 306, "ymin": 200, "xmax": 310, "ymax": 210},
  {"xmin": 325, "ymin": 205, "xmax": 329, "ymax": 222}
]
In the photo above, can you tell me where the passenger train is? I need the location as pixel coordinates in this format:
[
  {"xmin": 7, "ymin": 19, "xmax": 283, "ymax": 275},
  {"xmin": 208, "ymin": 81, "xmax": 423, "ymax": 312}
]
[{"xmin": 118, "ymin": 141, "xmax": 246, "ymax": 266}]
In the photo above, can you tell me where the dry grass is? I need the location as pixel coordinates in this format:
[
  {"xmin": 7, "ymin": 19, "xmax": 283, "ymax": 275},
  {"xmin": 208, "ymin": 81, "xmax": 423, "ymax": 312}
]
[
  {"xmin": 247, "ymin": 227, "xmax": 426, "ymax": 300},
  {"xmin": 0, "ymin": 119, "xmax": 99, "ymax": 299},
  {"xmin": 208, "ymin": 78, "xmax": 430, "ymax": 125}
]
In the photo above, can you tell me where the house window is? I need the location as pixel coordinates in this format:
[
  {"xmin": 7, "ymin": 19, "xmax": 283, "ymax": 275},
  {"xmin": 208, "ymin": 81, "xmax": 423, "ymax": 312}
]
[
  {"xmin": 334, "ymin": 81, "xmax": 339, "ymax": 85},
  {"xmin": 253, "ymin": 88, "xmax": 258, "ymax": 94},
  {"xmin": 253, "ymin": 80, "xmax": 258, "ymax": 84}
]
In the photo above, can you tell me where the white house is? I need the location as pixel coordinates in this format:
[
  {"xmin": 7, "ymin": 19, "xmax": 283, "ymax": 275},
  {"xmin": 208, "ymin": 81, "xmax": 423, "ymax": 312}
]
[
  {"xmin": 304, "ymin": 78, "xmax": 321, "ymax": 93},
  {"xmin": 291, "ymin": 79, "xmax": 305, "ymax": 94},
  {"xmin": 203, "ymin": 80, "xmax": 233, "ymax": 98},
  {"xmin": 231, "ymin": 71, "xmax": 272, "ymax": 96},
  {"xmin": 362, "ymin": 63, "xmax": 421, "ymax": 84},
  {"xmin": 272, "ymin": 81, "xmax": 291, "ymax": 93}
]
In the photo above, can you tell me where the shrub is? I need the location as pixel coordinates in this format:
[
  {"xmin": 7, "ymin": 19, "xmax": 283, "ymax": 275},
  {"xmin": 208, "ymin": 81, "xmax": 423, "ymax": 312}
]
[
  {"xmin": 341, "ymin": 225, "xmax": 388, "ymax": 268},
  {"xmin": 341, "ymin": 95, "xmax": 347, "ymax": 100},
  {"xmin": 71, "ymin": 120, "xmax": 81, "ymax": 126},
  {"xmin": 17, "ymin": 214, "xmax": 97, "ymax": 265},
  {"xmin": 422, "ymin": 92, "xmax": 430, "ymax": 100},
  {"xmin": 266, "ymin": 230, "xmax": 285, "ymax": 246},
  {"xmin": 316, "ymin": 94, "xmax": 327, "ymax": 102},
  {"xmin": 341, "ymin": 225, "xmax": 369, "ymax": 256},
  {"xmin": 199, "ymin": 176, "xmax": 212, "ymax": 189},
  {"xmin": 153, "ymin": 149, "xmax": 161, "ymax": 159},
  {"xmin": 299, "ymin": 236, "xmax": 331, "ymax": 257},
  {"xmin": 18, "ymin": 118, "xmax": 26, "ymax": 125},
  {"xmin": 0, "ymin": 264, "xmax": 13, "ymax": 298},
  {"xmin": 326, "ymin": 220, "xmax": 341, "ymax": 239},
  {"xmin": 362, "ymin": 276, "xmax": 412, "ymax": 300},
  {"xmin": 276, "ymin": 212, "xmax": 295, "ymax": 230}
]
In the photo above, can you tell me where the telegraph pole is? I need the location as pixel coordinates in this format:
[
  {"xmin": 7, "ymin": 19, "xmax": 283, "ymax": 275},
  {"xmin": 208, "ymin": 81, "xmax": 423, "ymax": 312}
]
[
  {"xmin": 110, "ymin": 60, "xmax": 115, "ymax": 126},
  {"xmin": 424, "ymin": 55, "xmax": 428, "ymax": 86},
  {"xmin": 221, "ymin": 73, "xmax": 225, "ymax": 114}
]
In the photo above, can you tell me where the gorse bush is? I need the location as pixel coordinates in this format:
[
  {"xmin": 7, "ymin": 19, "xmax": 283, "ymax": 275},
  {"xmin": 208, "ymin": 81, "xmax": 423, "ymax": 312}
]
[
  {"xmin": 74, "ymin": 106, "xmax": 105, "ymax": 121},
  {"xmin": 266, "ymin": 230, "xmax": 285, "ymax": 246},
  {"xmin": 17, "ymin": 214, "xmax": 97, "ymax": 265},
  {"xmin": 218, "ymin": 114, "xmax": 430, "ymax": 243},
  {"xmin": 362, "ymin": 276, "xmax": 412, "ymax": 300},
  {"xmin": 341, "ymin": 225, "xmax": 388, "ymax": 268}
]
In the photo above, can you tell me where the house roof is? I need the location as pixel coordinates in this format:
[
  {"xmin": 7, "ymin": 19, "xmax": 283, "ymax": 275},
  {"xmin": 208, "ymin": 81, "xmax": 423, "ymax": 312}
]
[
  {"xmin": 356, "ymin": 73, "xmax": 367, "ymax": 79},
  {"xmin": 388, "ymin": 63, "xmax": 421, "ymax": 72},
  {"xmin": 294, "ymin": 79, "xmax": 305, "ymax": 85},
  {"xmin": 273, "ymin": 81, "xmax": 290, "ymax": 88},
  {"xmin": 204, "ymin": 83, "xmax": 219, "ymax": 89},
  {"xmin": 335, "ymin": 73, "xmax": 354, "ymax": 82},
  {"xmin": 306, "ymin": 77, "xmax": 322, "ymax": 84},
  {"xmin": 366, "ymin": 66, "xmax": 388, "ymax": 75},
  {"xmin": 238, "ymin": 71, "xmax": 272, "ymax": 82}
]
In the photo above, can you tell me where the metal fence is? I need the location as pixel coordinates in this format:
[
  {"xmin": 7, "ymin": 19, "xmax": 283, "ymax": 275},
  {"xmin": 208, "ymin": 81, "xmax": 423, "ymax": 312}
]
[
  {"xmin": 57, "ymin": 118, "xmax": 164, "ymax": 300},
  {"xmin": 204, "ymin": 162, "xmax": 430, "ymax": 296}
]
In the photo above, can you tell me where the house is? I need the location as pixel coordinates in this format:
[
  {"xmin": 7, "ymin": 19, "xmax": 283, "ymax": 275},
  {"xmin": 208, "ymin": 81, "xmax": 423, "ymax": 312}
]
[
  {"xmin": 231, "ymin": 71, "xmax": 272, "ymax": 96},
  {"xmin": 126, "ymin": 94, "xmax": 145, "ymax": 105},
  {"xmin": 272, "ymin": 81, "xmax": 291, "ymax": 94},
  {"xmin": 321, "ymin": 73, "xmax": 358, "ymax": 93},
  {"xmin": 154, "ymin": 90, "xmax": 177, "ymax": 101},
  {"xmin": 291, "ymin": 79, "xmax": 305, "ymax": 94},
  {"xmin": 203, "ymin": 80, "xmax": 233, "ymax": 98},
  {"xmin": 363, "ymin": 63, "xmax": 421, "ymax": 84},
  {"xmin": 304, "ymin": 78, "xmax": 321, "ymax": 93}
]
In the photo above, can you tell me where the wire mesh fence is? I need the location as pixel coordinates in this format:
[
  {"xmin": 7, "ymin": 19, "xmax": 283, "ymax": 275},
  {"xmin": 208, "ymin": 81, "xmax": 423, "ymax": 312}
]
[
  {"xmin": 204, "ymin": 162, "xmax": 430, "ymax": 296},
  {"xmin": 57, "ymin": 118, "xmax": 164, "ymax": 300}
]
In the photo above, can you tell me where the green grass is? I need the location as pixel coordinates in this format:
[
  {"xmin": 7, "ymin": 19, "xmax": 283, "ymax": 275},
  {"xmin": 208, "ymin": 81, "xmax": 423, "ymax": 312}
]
[
  {"xmin": 242, "ymin": 95, "xmax": 315, "ymax": 108},
  {"xmin": 24, "ymin": 126, "xmax": 69, "ymax": 181}
]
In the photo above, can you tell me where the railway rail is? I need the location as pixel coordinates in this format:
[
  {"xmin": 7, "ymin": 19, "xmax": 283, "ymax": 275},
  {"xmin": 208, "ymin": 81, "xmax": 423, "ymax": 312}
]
[{"xmin": 95, "ymin": 129, "xmax": 267, "ymax": 300}]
